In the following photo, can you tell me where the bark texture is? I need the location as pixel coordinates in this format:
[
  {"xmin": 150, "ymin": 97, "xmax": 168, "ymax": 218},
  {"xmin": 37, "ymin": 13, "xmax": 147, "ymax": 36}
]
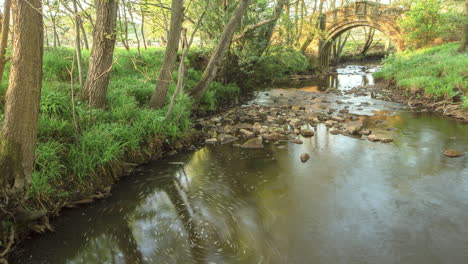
[
  {"xmin": 459, "ymin": 0, "xmax": 468, "ymax": 52},
  {"xmin": 79, "ymin": 0, "xmax": 119, "ymax": 108},
  {"xmin": 149, "ymin": 0, "xmax": 184, "ymax": 109},
  {"xmin": 0, "ymin": 0, "xmax": 43, "ymax": 205},
  {"xmin": 0, "ymin": 0, "xmax": 11, "ymax": 86},
  {"xmin": 189, "ymin": 0, "xmax": 251, "ymax": 101}
]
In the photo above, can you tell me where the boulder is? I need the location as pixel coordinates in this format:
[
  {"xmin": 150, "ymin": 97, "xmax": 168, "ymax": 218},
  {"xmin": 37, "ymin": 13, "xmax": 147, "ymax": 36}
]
[
  {"xmin": 345, "ymin": 122, "xmax": 363, "ymax": 134},
  {"xmin": 239, "ymin": 129, "xmax": 254, "ymax": 138},
  {"xmin": 443, "ymin": 150, "xmax": 465, "ymax": 157},
  {"xmin": 241, "ymin": 137, "xmax": 264, "ymax": 149},
  {"xmin": 291, "ymin": 138, "xmax": 303, "ymax": 144},
  {"xmin": 217, "ymin": 134, "xmax": 238, "ymax": 144},
  {"xmin": 205, "ymin": 138, "xmax": 218, "ymax": 144},
  {"xmin": 300, "ymin": 128, "xmax": 315, "ymax": 137},
  {"xmin": 300, "ymin": 153, "xmax": 310, "ymax": 162}
]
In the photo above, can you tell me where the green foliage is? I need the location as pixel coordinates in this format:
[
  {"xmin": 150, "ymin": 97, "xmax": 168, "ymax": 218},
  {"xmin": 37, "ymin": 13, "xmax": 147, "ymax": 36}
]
[
  {"xmin": 31, "ymin": 141, "xmax": 67, "ymax": 197},
  {"xmin": 0, "ymin": 47, "xmax": 238, "ymax": 199},
  {"xmin": 375, "ymin": 43, "xmax": 468, "ymax": 105},
  {"xmin": 254, "ymin": 46, "xmax": 309, "ymax": 82},
  {"xmin": 398, "ymin": 0, "xmax": 463, "ymax": 48}
]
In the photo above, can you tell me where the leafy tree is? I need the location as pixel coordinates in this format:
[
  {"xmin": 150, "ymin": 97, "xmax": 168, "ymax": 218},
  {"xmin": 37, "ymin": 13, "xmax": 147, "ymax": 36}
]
[{"xmin": 398, "ymin": 0, "xmax": 443, "ymax": 48}]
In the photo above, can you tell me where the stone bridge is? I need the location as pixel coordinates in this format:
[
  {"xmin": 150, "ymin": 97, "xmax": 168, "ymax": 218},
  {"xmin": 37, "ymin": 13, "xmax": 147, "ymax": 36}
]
[{"xmin": 307, "ymin": 1, "xmax": 406, "ymax": 69}]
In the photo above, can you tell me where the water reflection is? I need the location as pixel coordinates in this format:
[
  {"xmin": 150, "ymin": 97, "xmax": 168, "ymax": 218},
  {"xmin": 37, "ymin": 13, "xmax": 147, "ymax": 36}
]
[{"xmin": 11, "ymin": 62, "xmax": 468, "ymax": 264}]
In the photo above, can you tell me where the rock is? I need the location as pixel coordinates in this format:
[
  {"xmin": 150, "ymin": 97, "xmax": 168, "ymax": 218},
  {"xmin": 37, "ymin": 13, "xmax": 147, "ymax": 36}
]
[
  {"xmin": 324, "ymin": 120, "xmax": 335, "ymax": 127},
  {"xmin": 291, "ymin": 138, "xmax": 303, "ymax": 144},
  {"xmin": 277, "ymin": 146, "xmax": 287, "ymax": 150},
  {"xmin": 336, "ymin": 100, "xmax": 345, "ymax": 104},
  {"xmin": 205, "ymin": 138, "xmax": 218, "ymax": 144},
  {"xmin": 300, "ymin": 153, "xmax": 310, "ymax": 162},
  {"xmin": 264, "ymin": 132, "xmax": 288, "ymax": 141},
  {"xmin": 443, "ymin": 150, "xmax": 465, "ymax": 157},
  {"xmin": 217, "ymin": 134, "xmax": 238, "ymax": 144},
  {"xmin": 167, "ymin": 150, "xmax": 178, "ymax": 156},
  {"xmin": 331, "ymin": 116, "xmax": 345, "ymax": 122},
  {"xmin": 367, "ymin": 135, "xmax": 379, "ymax": 142},
  {"xmin": 300, "ymin": 128, "xmax": 315, "ymax": 137},
  {"xmin": 330, "ymin": 130, "xmax": 341, "ymax": 135},
  {"xmin": 239, "ymin": 129, "xmax": 254, "ymax": 138},
  {"xmin": 381, "ymin": 138, "xmax": 393, "ymax": 143},
  {"xmin": 289, "ymin": 118, "xmax": 302, "ymax": 127},
  {"xmin": 359, "ymin": 129, "xmax": 372, "ymax": 135},
  {"xmin": 345, "ymin": 122, "xmax": 363, "ymax": 134},
  {"xmin": 234, "ymin": 123, "xmax": 253, "ymax": 131},
  {"xmin": 241, "ymin": 137, "xmax": 264, "ymax": 149},
  {"xmin": 252, "ymin": 122, "xmax": 262, "ymax": 134}
]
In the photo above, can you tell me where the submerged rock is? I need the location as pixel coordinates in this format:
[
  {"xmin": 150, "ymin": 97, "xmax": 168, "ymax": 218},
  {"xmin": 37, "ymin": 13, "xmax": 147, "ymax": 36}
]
[
  {"xmin": 291, "ymin": 138, "xmax": 303, "ymax": 144},
  {"xmin": 300, "ymin": 153, "xmax": 310, "ymax": 162},
  {"xmin": 443, "ymin": 150, "xmax": 465, "ymax": 157},
  {"xmin": 241, "ymin": 137, "xmax": 264, "ymax": 149}
]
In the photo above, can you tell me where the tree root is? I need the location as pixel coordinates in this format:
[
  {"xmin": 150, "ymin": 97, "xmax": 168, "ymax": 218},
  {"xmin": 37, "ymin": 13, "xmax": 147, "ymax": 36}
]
[{"xmin": 0, "ymin": 226, "xmax": 15, "ymax": 260}]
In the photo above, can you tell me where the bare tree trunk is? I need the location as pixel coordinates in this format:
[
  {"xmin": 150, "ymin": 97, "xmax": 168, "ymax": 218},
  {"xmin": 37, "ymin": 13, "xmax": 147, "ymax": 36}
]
[
  {"xmin": 80, "ymin": 22, "xmax": 90, "ymax": 50},
  {"xmin": 299, "ymin": 0, "xmax": 324, "ymax": 54},
  {"xmin": 73, "ymin": 0, "xmax": 84, "ymax": 86},
  {"xmin": 118, "ymin": 5, "xmax": 129, "ymax": 50},
  {"xmin": 79, "ymin": 0, "xmax": 119, "ymax": 108},
  {"xmin": 459, "ymin": 0, "xmax": 468, "ymax": 52},
  {"xmin": 148, "ymin": 0, "xmax": 184, "ymax": 109},
  {"xmin": 256, "ymin": 0, "xmax": 286, "ymax": 57},
  {"xmin": 127, "ymin": 3, "xmax": 141, "ymax": 57},
  {"xmin": 0, "ymin": 0, "xmax": 43, "ymax": 206},
  {"xmin": 189, "ymin": 0, "xmax": 251, "ymax": 101},
  {"xmin": 361, "ymin": 28, "xmax": 375, "ymax": 56},
  {"xmin": 140, "ymin": 5, "xmax": 148, "ymax": 50},
  {"xmin": 0, "ymin": 0, "xmax": 11, "ymax": 87}
]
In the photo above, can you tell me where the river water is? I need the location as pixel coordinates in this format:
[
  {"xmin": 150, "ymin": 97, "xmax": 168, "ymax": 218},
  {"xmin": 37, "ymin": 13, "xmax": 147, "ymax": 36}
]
[{"xmin": 12, "ymin": 63, "xmax": 468, "ymax": 264}]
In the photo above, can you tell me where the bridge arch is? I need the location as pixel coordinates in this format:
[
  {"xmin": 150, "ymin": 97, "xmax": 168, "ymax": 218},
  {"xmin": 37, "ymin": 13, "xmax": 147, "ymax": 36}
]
[{"xmin": 307, "ymin": 1, "xmax": 406, "ymax": 69}]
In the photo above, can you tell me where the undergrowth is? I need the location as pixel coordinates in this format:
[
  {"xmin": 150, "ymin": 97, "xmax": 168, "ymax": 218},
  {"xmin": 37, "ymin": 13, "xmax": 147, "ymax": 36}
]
[
  {"xmin": 0, "ymin": 47, "xmax": 240, "ymax": 201},
  {"xmin": 374, "ymin": 43, "xmax": 468, "ymax": 107}
]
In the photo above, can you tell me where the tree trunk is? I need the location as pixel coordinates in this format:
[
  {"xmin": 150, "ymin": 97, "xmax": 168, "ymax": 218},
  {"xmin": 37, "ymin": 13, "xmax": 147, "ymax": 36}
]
[
  {"xmin": 148, "ymin": 0, "xmax": 184, "ymax": 109},
  {"xmin": 189, "ymin": 0, "xmax": 251, "ymax": 101},
  {"xmin": 118, "ymin": 5, "xmax": 129, "ymax": 51},
  {"xmin": 79, "ymin": 0, "xmax": 118, "ymax": 108},
  {"xmin": 0, "ymin": 0, "xmax": 11, "ymax": 87},
  {"xmin": 0, "ymin": 0, "xmax": 43, "ymax": 206},
  {"xmin": 256, "ymin": 0, "xmax": 286, "ymax": 57},
  {"xmin": 73, "ymin": 0, "xmax": 84, "ymax": 87},
  {"xmin": 140, "ymin": 5, "xmax": 148, "ymax": 50},
  {"xmin": 80, "ymin": 21, "xmax": 90, "ymax": 50},
  {"xmin": 127, "ymin": 3, "xmax": 141, "ymax": 57},
  {"xmin": 459, "ymin": 0, "xmax": 468, "ymax": 52}
]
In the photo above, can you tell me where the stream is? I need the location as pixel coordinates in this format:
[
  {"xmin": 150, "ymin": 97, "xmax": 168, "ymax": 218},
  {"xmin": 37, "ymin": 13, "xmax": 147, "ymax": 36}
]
[{"xmin": 12, "ymin": 62, "xmax": 468, "ymax": 264}]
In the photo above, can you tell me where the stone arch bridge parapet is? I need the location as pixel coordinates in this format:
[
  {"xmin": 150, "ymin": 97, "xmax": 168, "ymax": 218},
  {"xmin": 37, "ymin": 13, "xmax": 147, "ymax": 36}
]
[{"xmin": 307, "ymin": 1, "xmax": 406, "ymax": 69}]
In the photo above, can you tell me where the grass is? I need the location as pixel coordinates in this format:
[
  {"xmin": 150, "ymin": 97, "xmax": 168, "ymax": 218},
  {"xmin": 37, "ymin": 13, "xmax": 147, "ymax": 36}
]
[
  {"xmin": 0, "ymin": 44, "xmax": 308, "ymax": 202},
  {"xmin": 0, "ymin": 47, "xmax": 241, "ymax": 201},
  {"xmin": 374, "ymin": 43, "xmax": 468, "ymax": 107}
]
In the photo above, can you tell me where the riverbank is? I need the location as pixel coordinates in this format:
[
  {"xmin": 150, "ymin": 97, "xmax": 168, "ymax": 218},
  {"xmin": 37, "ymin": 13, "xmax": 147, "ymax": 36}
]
[
  {"xmin": 0, "ymin": 47, "xmax": 309, "ymax": 261},
  {"xmin": 373, "ymin": 43, "xmax": 467, "ymax": 121}
]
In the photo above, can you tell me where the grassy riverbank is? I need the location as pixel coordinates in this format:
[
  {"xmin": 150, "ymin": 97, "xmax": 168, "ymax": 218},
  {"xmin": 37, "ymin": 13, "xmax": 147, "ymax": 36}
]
[
  {"xmin": 0, "ymin": 47, "xmax": 241, "ymax": 204},
  {"xmin": 374, "ymin": 43, "xmax": 468, "ymax": 108}
]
